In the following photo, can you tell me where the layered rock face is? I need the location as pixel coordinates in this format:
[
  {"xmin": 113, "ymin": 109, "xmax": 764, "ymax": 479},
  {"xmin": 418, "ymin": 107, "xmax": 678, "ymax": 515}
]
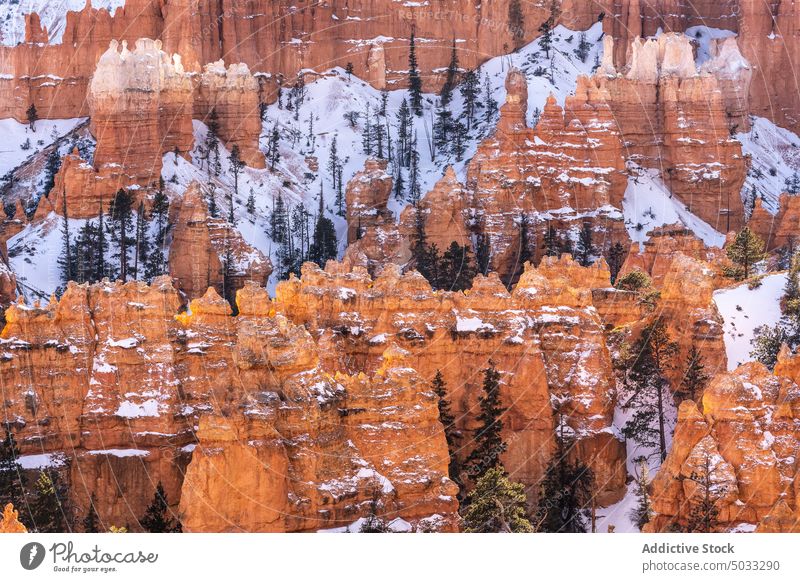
[
  {"xmin": 194, "ymin": 60, "xmax": 264, "ymax": 168},
  {"xmin": 5, "ymin": 0, "xmax": 800, "ymax": 148},
  {"xmin": 274, "ymin": 258, "xmax": 628, "ymax": 505},
  {"xmin": 649, "ymin": 361, "xmax": 800, "ymax": 532},
  {"xmin": 345, "ymin": 158, "xmax": 394, "ymax": 246},
  {"xmin": 342, "ymin": 158, "xmax": 408, "ymax": 275},
  {"xmin": 168, "ymin": 182, "xmax": 272, "ymax": 303},
  {"xmin": 0, "ymin": 277, "xmax": 458, "ymax": 532},
  {"xmin": 89, "ymin": 39, "xmax": 194, "ymax": 184},
  {"xmin": 749, "ymin": 195, "xmax": 800, "ymax": 252},
  {"xmin": 399, "ymin": 68, "xmax": 629, "ymax": 281},
  {"xmin": 0, "ymin": 0, "xmax": 593, "ymax": 123},
  {"xmin": 32, "ymin": 37, "xmax": 265, "ymax": 218},
  {"xmin": 618, "ymin": 226, "xmax": 727, "ymax": 387},
  {"xmin": 594, "ymin": 34, "xmax": 748, "ymax": 232}
]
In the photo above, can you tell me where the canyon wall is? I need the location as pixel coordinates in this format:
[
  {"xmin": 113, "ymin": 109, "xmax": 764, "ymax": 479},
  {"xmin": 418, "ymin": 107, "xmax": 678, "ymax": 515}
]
[
  {"xmin": 0, "ymin": 276, "xmax": 455, "ymax": 532},
  {"xmin": 649, "ymin": 359, "xmax": 800, "ymax": 532}
]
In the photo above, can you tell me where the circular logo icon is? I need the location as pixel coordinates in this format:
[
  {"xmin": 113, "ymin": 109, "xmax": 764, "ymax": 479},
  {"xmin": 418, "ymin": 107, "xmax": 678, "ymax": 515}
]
[{"xmin": 19, "ymin": 542, "xmax": 46, "ymax": 570}]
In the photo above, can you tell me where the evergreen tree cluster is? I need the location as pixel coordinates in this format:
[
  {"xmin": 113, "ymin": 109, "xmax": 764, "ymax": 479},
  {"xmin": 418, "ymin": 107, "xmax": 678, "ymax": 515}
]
[
  {"xmin": 58, "ymin": 183, "xmax": 171, "ymax": 292},
  {"xmin": 269, "ymin": 190, "xmax": 338, "ymax": 281},
  {"xmin": 2, "ymin": 430, "xmax": 182, "ymax": 533},
  {"xmin": 751, "ymin": 251, "xmax": 800, "ymax": 369},
  {"xmin": 409, "ymin": 209, "xmax": 478, "ymax": 291},
  {"xmin": 618, "ymin": 318, "xmax": 678, "ymax": 463},
  {"xmin": 432, "ymin": 361, "xmax": 597, "ymax": 533}
]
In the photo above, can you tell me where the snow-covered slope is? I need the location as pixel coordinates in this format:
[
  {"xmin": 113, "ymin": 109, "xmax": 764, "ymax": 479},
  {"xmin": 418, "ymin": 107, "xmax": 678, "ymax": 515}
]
[
  {"xmin": 713, "ymin": 273, "xmax": 786, "ymax": 371},
  {"xmin": 164, "ymin": 23, "xmax": 607, "ymax": 292},
  {"xmin": 0, "ymin": 0, "xmax": 125, "ymax": 46},
  {"xmin": 736, "ymin": 116, "xmax": 800, "ymax": 214},
  {"xmin": 0, "ymin": 117, "xmax": 86, "ymax": 179},
  {"xmin": 622, "ymin": 166, "xmax": 725, "ymax": 247}
]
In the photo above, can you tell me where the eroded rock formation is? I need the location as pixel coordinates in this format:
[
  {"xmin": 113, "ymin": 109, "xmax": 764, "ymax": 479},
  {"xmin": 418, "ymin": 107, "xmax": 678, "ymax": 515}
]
[
  {"xmin": 649, "ymin": 361, "xmax": 800, "ymax": 532},
  {"xmin": 595, "ymin": 34, "xmax": 748, "ymax": 232},
  {"xmin": 0, "ymin": 276, "xmax": 457, "ymax": 532},
  {"xmin": 274, "ymin": 257, "xmax": 628, "ymax": 505},
  {"xmin": 168, "ymin": 182, "xmax": 272, "ymax": 303}
]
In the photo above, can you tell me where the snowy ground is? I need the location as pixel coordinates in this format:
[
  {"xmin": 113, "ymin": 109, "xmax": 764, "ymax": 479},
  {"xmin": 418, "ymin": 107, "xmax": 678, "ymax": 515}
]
[
  {"xmin": 683, "ymin": 26, "xmax": 737, "ymax": 66},
  {"xmin": 713, "ymin": 273, "xmax": 786, "ymax": 371},
  {"xmin": 0, "ymin": 0, "xmax": 125, "ymax": 46},
  {"xmin": 736, "ymin": 117, "xmax": 800, "ymax": 214},
  {"xmin": 161, "ymin": 22, "xmax": 606, "ymax": 292},
  {"xmin": 595, "ymin": 386, "xmax": 678, "ymax": 533},
  {"xmin": 622, "ymin": 165, "xmax": 726, "ymax": 247},
  {"xmin": 0, "ymin": 117, "xmax": 86, "ymax": 179}
]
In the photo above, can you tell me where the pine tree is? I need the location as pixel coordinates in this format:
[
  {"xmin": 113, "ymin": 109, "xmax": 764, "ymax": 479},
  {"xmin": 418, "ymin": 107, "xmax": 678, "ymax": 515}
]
[
  {"xmin": 683, "ymin": 453, "xmax": 725, "ymax": 533},
  {"xmin": 575, "ymin": 222, "xmax": 595, "ymax": 267},
  {"xmin": 543, "ymin": 223, "xmax": 560, "ymax": 257},
  {"xmin": 433, "ymin": 100, "xmax": 453, "ymax": 157},
  {"xmin": 109, "ymin": 189, "xmax": 135, "ymax": 281},
  {"xmin": 726, "ymin": 226, "xmax": 765, "ymax": 280},
  {"xmin": 629, "ymin": 459, "xmax": 652, "ymax": 530},
  {"xmin": 393, "ymin": 159, "xmax": 406, "ymax": 200},
  {"xmin": 750, "ymin": 324, "xmax": 786, "ymax": 371},
  {"xmin": 359, "ymin": 492, "xmax": 390, "ymax": 533},
  {"xmin": 328, "ymin": 134, "xmax": 341, "ymax": 207},
  {"xmin": 207, "ymin": 188, "xmax": 218, "ymax": 218},
  {"xmin": 432, "ymin": 371, "xmax": 462, "ymax": 488},
  {"xmin": 461, "ymin": 468, "xmax": 533, "ymax": 532},
  {"xmin": 483, "ymin": 73, "xmax": 498, "ymax": 123},
  {"xmin": 57, "ymin": 191, "xmax": 75, "ymax": 287},
  {"xmin": 42, "ymin": 148, "xmax": 61, "ymax": 197},
  {"xmin": 396, "ymin": 98, "xmax": 413, "ymax": 167},
  {"xmin": 676, "ymin": 345, "xmax": 709, "ymax": 402},
  {"xmin": 475, "ymin": 232, "xmax": 491, "ymax": 275},
  {"xmin": 465, "ymin": 362, "xmax": 506, "ymax": 482},
  {"xmin": 440, "ymin": 39, "xmax": 459, "ymax": 106},
  {"xmin": 438, "ymin": 241, "xmax": 477, "ymax": 291},
  {"xmin": 73, "ymin": 221, "xmax": 98, "ymax": 283},
  {"xmin": 139, "ymin": 482, "xmax": 181, "ymax": 533},
  {"xmin": 620, "ymin": 318, "xmax": 678, "ymax": 462},
  {"xmin": 82, "ymin": 495, "xmax": 100, "ymax": 533},
  {"xmin": 460, "ymin": 70, "xmax": 480, "ymax": 132},
  {"xmin": 270, "ymin": 194, "xmax": 289, "ymax": 244},
  {"xmin": 408, "ymin": 31, "xmax": 423, "ymax": 116},
  {"xmin": 451, "ymin": 118, "xmax": 468, "ymax": 161},
  {"xmin": 205, "ymin": 108, "xmax": 221, "ymax": 176},
  {"xmin": 132, "ymin": 201, "xmax": 149, "ymax": 281},
  {"xmin": 508, "ymin": 0, "xmax": 525, "ymax": 50},
  {"xmin": 538, "ymin": 0, "xmax": 558, "ymax": 59},
  {"xmin": 0, "ymin": 426, "xmax": 23, "ymax": 509},
  {"xmin": 517, "ymin": 214, "xmax": 534, "ymax": 267},
  {"xmin": 267, "ymin": 125, "xmax": 281, "ymax": 170},
  {"xmin": 780, "ymin": 253, "xmax": 800, "ymax": 347},
  {"xmin": 607, "ymin": 241, "xmax": 626, "ymax": 284},
  {"xmin": 361, "ymin": 105, "xmax": 373, "ymax": 155},
  {"xmin": 410, "ymin": 205, "xmax": 437, "ymax": 284},
  {"xmin": 26, "ymin": 103, "xmax": 38, "ymax": 132},
  {"xmin": 380, "ymin": 89, "xmax": 389, "ymax": 116},
  {"xmin": 408, "ymin": 132, "xmax": 421, "ymax": 203},
  {"xmin": 574, "ymin": 31, "xmax": 591, "ymax": 62},
  {"xmin": 246, "ymin": 189, "xmax": 256, "ymax": 215},
  {"xmin": 228, "ymin": 145, "xmax": 245, "ymax": 225},
  {"xmin": 533, "ymin": 417, "xmax": 595, "ymax": 532},
  {"xmin": 28, "ymin": 469, "xmax": 70, "ymax": 533},
  {"xmin": 345, "ymin": 61, "xmax": 354, "ymax": 80},
  {"xmin": 95, "ymin": 203, "xmax": 109, "ymax": 281},
  {"xmin": 308, "ymin": 189, "xmax": 338, "ymax": 268},
  {"xmin": 220, "ymin": 234, "xmax": 237, "ymax": 313}
]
